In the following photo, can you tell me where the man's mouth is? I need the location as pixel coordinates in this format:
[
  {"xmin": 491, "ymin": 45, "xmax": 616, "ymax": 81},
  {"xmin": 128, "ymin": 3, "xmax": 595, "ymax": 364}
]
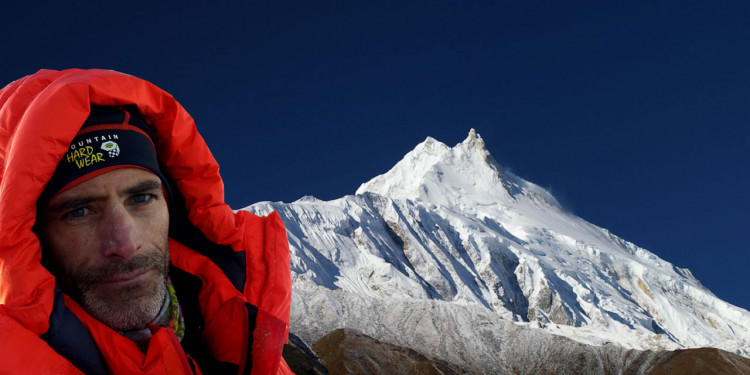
[{"xmin": 99, "ymin": 270, "xmax": 150, "ymax": 287}]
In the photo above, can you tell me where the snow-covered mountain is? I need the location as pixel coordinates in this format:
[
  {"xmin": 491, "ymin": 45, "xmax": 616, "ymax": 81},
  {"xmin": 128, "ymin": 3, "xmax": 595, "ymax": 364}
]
[{"xmin": 245, "ymin": 129, "xmax": 750, "ymax": 370}]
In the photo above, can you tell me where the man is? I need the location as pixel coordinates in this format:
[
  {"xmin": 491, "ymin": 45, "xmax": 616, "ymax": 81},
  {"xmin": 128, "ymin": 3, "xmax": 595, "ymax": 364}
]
[{"xmin": 0, "ymin": 69, "xmax": 294, "ymax": 374}]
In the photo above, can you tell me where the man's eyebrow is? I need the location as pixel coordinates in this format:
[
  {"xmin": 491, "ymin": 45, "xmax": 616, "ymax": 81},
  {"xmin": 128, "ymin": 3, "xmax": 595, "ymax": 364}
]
[
  {"xmin": 122, "ymin": 180, "xmax": 163, "ymax": 196},
  {"xmin": 47, "ymin": 195, "xmax": 105, "ymax": 214},
  {"xmin": 46, "ymin": 179, "xmax": 163, "ymax": 214}
]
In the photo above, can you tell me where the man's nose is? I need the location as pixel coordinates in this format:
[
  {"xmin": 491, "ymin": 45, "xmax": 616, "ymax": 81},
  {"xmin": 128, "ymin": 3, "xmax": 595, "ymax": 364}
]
[{"xmin": 100, "ymin": 205, "xmax": 138, "ymax": 259}]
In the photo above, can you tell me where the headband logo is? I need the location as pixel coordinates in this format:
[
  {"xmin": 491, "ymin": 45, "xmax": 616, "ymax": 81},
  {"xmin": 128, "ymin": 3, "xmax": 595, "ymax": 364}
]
[
  {"xmin": 64, "ymin": 134, "xmax": 120, "ymax": 170},
  {"xmin": 65, "ymin": 146, "xmax": 105, "ymax": 169},
  {"xmin": 102, "ymin": 141, "xmax": 120, "ymax": 157}
]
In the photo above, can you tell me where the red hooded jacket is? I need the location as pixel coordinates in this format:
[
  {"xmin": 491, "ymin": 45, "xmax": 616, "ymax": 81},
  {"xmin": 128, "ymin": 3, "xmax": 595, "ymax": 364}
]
[{"xmin": 0, "ymin": 69, "xmax": 294, "ymax": 374}]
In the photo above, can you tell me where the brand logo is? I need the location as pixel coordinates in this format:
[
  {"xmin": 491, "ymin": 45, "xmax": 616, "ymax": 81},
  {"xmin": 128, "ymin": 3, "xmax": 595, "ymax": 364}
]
[
  {"xmin": 65, "ymin": 134, "xmax": 120, "ymax": 169},
  {"xmin": 102, "ymin": 141, "xmax": 120, "ymax": 157}
]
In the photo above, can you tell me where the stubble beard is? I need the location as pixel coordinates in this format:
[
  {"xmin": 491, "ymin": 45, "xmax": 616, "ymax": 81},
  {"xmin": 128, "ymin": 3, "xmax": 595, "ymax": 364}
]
[{"xmin": 68, "ymin": 244, "xmax": 170, "ymax": 331}]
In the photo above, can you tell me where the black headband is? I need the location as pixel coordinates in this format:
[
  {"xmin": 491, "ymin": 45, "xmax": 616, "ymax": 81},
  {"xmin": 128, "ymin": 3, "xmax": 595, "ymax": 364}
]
[{"xmin": 39, "ymin": 105, "xmax": 171, "ymax": 207}]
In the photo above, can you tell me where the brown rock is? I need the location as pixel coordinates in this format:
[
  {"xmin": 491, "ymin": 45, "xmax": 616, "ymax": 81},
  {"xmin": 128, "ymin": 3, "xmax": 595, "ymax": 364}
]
[
  {"xmin": 648, "ymin": 347, "xmax": 750, "ymax": 375},
  {"xmin": 283, "ymin": 332, "xmax": 330, "ymax": 375},
  {"xmin": 312, "ymin": 329, "xmax": 467, "ymax": 375}
]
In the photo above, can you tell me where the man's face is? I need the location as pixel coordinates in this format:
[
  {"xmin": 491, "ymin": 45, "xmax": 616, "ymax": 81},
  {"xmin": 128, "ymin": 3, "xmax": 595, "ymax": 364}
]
[{"xmin": 41, "ymin": 168, "xmax": 170, "ymax": 331}]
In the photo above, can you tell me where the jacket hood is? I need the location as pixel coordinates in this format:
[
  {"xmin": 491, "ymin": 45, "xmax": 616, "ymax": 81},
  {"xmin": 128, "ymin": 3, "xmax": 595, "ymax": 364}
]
[{"xmin": 0, "ymin": 69, "xmax": 289, "ymax": 342}]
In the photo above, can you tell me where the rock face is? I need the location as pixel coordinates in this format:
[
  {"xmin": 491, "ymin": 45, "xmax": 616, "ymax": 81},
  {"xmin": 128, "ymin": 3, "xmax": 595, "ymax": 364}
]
[
  {"xmin": 247, "ymin": 130, "xmax": 750, "ymax": 373},
  {"xmin": 307, "ymin": 327, "xmax": 750, "ymax": 375},
  {"xmin": 648, "ymin": 348, "xmax": 750, "ymax": 375},
  {"xmin": 312, "ymin": 329, "xmax": 465, "ymax": 375},
  {"xmin": 282, "ymin": 332, "xmax": 329, "ymax": 375}
]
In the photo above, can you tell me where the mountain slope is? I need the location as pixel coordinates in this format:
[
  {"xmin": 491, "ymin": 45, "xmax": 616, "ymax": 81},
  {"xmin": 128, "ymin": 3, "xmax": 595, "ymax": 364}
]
[
  {"xmin": 291, "ymin": 288, "xmax": 750, "ymax": 375},
  {"xmin": 245, "ymin": 129, "xmax": 750, "ymax": 368}
]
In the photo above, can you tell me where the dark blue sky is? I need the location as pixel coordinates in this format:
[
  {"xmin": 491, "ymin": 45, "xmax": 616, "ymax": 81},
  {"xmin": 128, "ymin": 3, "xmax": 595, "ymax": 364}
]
[{"xmin": 2, "ymin": 2, "xmax": 748, "ymax": 311}]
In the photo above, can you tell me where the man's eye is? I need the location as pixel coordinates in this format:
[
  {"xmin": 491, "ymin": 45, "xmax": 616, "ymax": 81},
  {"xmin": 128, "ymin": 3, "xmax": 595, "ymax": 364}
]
[
  {"xmin": 131, "ymin": 194, "xmax": 153, "ymax": 204},
  {"xmin": 64, "ymin": 207, "xmax": 88, "ymax": 219}
]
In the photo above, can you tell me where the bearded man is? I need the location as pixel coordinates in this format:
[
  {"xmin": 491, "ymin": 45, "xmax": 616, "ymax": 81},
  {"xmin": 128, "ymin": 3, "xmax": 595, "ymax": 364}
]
[{"xmin": 0, "ymin": 69, "xmax": 294, "ymax": 374}]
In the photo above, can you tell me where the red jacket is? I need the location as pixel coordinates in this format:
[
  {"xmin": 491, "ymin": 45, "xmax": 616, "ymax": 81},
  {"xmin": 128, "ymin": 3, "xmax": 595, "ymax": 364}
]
[{"xmin": 0, "ymin": 69, "xmax": 294, "ymax": 374}]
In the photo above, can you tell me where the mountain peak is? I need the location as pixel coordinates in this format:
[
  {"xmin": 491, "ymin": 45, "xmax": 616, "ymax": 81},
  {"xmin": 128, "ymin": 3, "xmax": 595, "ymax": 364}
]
[
  {"xmin": 463, "ymin": 128, "xmax": 485, "ymax": 150},
  {"xmin": 356, "ymin": 129, "xmax": 559, "ymax": 209},
  {"xmin": 248, "ymin": 129, "xmax": 750, "ymax": 365}
]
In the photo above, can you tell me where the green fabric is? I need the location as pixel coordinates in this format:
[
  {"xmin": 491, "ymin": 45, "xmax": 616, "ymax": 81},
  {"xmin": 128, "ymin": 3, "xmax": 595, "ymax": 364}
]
[
  {"xmin": 123, "ymin": 278, "xmax": 185, "ymax": 344},
  {"xmin": 165, "ymin": 279, "xmax": 185, "ymax": 341}
]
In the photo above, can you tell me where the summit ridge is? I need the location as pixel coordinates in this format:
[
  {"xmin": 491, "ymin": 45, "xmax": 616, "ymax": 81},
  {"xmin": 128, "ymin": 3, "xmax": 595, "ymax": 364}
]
[{"xmin": 356, "ymin": 129, "xmax": 560, "ymax": 210}]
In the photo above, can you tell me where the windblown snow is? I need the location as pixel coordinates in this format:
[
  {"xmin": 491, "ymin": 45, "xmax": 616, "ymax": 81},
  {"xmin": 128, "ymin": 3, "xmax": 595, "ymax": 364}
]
[{"xmin": 245, "ymin": 129, "xmax": 750, "ymax": 362}]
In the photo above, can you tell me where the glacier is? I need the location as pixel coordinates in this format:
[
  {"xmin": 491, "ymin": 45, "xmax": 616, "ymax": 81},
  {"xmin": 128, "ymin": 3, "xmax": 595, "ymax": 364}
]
[{"xmin": 245, "ymin": 129, "xmax": 750, "ymax": 369}]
